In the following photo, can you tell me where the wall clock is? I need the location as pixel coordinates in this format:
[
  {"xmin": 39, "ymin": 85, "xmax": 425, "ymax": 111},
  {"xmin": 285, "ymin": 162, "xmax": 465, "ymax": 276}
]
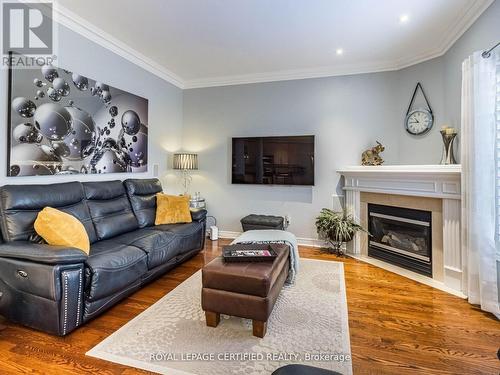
[{"xmin": 405, "ymin": 82, "xmax": 434, "ymax": 135}]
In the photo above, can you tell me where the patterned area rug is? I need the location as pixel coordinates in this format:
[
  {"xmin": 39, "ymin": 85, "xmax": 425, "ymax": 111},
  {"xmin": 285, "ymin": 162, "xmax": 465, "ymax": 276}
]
[{"xmin": 87, "ymin": 259, "xmax": 352, "ymax": 375}]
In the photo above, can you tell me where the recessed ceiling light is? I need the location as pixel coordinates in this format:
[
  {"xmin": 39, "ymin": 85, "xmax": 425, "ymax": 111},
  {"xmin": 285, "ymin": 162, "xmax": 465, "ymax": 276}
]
[
  {"xmin": 399, "ymin": 14, "xmax": 409, "ymax": 23},
  {"xmin": 336, "ymin": 48, "xmax": 344, "ymax": 56}
]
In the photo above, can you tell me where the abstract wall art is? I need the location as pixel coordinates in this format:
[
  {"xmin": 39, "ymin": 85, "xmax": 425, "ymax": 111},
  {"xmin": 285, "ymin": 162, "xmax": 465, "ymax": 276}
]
[{"xmin": 7, "ymin": 54, "xmax": 149, "ymax": 177}]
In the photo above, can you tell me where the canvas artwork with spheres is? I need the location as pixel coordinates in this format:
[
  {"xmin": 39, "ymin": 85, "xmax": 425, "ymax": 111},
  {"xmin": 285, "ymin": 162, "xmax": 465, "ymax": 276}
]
[{"xmin": 7, "ymin": 57, "xmax": 149, "ymax": 177}]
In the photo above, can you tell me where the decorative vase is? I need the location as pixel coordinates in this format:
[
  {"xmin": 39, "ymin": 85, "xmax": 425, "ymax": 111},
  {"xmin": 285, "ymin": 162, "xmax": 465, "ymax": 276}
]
[{"xmin": 440, "ymin": 129, "xmax": 457, "ymax": 165}]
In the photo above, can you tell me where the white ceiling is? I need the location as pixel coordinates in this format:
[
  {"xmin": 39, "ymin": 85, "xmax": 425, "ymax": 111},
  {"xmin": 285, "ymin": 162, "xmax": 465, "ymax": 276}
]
[{"xmin": 55, "ymin": 0, "xmax": 494, "ymax": 88}]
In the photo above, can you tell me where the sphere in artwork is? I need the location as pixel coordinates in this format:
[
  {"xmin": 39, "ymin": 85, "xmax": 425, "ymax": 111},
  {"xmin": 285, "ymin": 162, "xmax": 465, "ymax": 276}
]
[
  {"xmin": 109, "ymin": 106, "xmax": 118, "ymax": 117},
  {"xmin": 51, "ymin": 141, "xmax": 71, "ymax": 158},
  {"xmin": 121, "ymin": 110, "xmax": 141, "ymax": 135},
  {"xmin": 13, "ymin": 123, "xmax": 43, "ymax": 143},
  {"xmin": 101, "ymin": 90, "xmax": 112, "ymax": 103},
  {"xmin": 58, "ymin": 106, "xmax": 97, "ymax": 160},
  {"xmin": 33, "ymin": 103, "xmax": 72, "ymax": 141},
  {"xmin": 12, "ymin": 97, "xmax": 36, "ymax": 118},
  {"xmin": 90, "ymin": 147, "xmax": 129, "ymax": 174},
  {"xmin": 41, "ymin": 65, "xmax": 58, "ymax": 82},
  {"xmin": 71, "ymin": 74, "xmax": 88, "ymax": 91},
  {"xmin": 47, "ymin": 87, "xmax": 62, "ymax": 102},
  {"xmin": 52, "ymin": 77, "xmax": 70, "ymax": 96}
]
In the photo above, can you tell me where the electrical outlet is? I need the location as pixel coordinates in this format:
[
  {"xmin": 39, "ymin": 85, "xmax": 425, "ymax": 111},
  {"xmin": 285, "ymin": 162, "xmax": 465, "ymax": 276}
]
[{"xmin": 284, "ymin": 215, "xmax": 291, "ymax": 228}]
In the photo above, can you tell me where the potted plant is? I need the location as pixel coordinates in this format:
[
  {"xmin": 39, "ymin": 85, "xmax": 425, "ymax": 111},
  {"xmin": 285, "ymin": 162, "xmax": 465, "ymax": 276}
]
[{"xmin": 315, "ymin": 208, "xmax": 368, "ymax": 255}]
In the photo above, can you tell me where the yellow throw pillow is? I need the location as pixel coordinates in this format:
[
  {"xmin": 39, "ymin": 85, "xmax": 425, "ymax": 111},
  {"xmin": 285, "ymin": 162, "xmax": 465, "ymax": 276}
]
[
  {"xmin": 155, "ymin": 193, "xmax": 192, "ymax": 225},
  {"xmin": 34, "ymin": 207, "xmax": 90, "ymax": 254}
]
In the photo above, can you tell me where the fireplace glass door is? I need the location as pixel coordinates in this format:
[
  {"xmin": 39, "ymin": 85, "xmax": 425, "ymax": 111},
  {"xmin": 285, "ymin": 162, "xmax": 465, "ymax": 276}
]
[{"xmin": 368, "ymin": 204, "xmax": 432, "ymax": 276}]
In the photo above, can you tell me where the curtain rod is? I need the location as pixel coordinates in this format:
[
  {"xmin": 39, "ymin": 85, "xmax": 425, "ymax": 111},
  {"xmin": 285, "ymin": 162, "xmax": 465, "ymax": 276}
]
[{"xmin": 482, "ymin": 41, "xmax": 500, "ymax": 58}]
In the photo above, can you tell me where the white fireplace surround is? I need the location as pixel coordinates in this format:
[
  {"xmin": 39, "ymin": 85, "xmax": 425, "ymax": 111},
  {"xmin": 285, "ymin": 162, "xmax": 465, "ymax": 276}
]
[{"xmin": 337, "ymin": 164, "xmax": 464, "ymax": 297}]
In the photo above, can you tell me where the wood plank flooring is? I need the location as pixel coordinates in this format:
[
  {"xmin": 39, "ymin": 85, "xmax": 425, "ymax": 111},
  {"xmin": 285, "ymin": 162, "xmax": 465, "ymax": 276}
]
[{"xmin": 0, "ymin": 239, "xmax": 498, "ymax": 374}]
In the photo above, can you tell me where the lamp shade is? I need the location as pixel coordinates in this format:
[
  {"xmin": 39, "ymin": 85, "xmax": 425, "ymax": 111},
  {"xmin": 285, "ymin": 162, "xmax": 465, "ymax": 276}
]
[{"xmin": 173, "ymin": 153, "xmax": 198, "ymax": 170}]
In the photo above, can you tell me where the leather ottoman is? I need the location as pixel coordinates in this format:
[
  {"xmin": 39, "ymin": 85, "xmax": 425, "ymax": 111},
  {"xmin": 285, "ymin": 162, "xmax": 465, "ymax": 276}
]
[
  {"xmin": 240, "ymin": 214, "xmax": 285, "ymax": 231},
  {"xmin": 201, "ymin": 244, "xmax": 289, "ymax": 337}
]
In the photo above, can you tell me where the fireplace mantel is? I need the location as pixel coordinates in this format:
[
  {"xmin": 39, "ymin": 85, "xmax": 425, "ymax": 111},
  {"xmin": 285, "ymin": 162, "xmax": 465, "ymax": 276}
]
[
  {"xmin": 337, "ymin": 164, "xmax": 464, "ymax": 297},
  {"xmin": 337, "ymin": 164, "xmax": 461, "ymax": 199}
]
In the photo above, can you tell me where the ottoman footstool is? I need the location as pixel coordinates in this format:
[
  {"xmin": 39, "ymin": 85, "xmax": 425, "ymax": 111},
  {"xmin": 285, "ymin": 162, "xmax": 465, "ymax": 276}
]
[
  {"xmin": 201, "ymin": 243, "xmax": 290, "ymax": 337},
  {"xmin": 240, "ymin": 214, "xmax": 285, "ymax": 231}
]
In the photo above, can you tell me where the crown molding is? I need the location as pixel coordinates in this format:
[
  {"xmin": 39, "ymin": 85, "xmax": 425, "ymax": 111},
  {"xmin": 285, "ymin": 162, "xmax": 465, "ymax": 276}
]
[
  {"xmin": 391, "ymin": 0, "xmax": 495, "ymax": 71},
  {"xmin": 183, "ymin": 63, "xmax": 399, "ymax": 89},
  {"xmin": 51, "ymin": 3, "xmax": 186, "ymax": 89},
  {"xmin": 34, "ymin": 0, "xmax": 493, "ymax": 90},
  {"xmin": 435, "ymin": 0, "xmax": 495, "ymax": 57}
]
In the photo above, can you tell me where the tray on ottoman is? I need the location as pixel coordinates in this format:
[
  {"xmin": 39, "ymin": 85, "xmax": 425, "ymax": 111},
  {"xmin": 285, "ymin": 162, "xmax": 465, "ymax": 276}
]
[
  {"xmin": 201, "ymin": 243, "xmax": 290, "ymax": 337},
  {"xmin": 222, "ymin": 243, "xmax": 278, "ymax": 262}
]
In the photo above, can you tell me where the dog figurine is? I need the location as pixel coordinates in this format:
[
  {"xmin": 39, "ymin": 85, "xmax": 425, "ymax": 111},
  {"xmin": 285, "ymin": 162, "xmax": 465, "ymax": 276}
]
[{"xmin": 361, "ymin": 141, "xmax": 385, "ymax": 166}]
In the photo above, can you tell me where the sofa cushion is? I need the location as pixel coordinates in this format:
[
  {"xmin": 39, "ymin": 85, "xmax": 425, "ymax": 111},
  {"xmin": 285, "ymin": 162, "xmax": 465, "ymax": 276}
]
[
  {"xmin": 123, "ymin": 178, "xmax": 162, "ymax": 228},
  {"xmin": 83, "ymin": 181, "xmax": 139, "ymax": 240},
  {"xmin": 150, "ymin": 222, "xmax": 204, "ymax": 255},
  {"xmin": 0, "ymin": 182, "xmax": 97, "ymax": 243},
  {"xmin": 34, "ymin": 207, "xmax": 90, "ymax": 253},
  {"xmin": 110, "ymin": 229, "xmax": 180, "ymax": 269},
  {"xmin": 155, "ymin": 193, "xmax": 192, "ymax": 225},
  {"xmin": 86, "ymin": 242, "xmax": 147, "ymax": 301}
]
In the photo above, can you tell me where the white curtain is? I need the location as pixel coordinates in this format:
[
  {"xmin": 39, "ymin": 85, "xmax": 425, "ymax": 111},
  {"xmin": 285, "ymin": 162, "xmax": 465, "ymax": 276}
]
[{"xmin": 461, "ymin": 50, "xmax": 500, "ymax": 318}]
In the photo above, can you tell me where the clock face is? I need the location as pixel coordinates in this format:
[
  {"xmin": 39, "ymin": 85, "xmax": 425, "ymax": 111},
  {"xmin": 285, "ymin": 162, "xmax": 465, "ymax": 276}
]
[{"xmin": 405, "ymin": 109, "xmax": 433, "ymax": 135}]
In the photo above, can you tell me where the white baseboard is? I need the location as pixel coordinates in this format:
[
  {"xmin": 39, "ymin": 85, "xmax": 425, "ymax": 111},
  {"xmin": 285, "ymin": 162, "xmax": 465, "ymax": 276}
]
[
  {"xmin": 217, "ymin": 231, "xmax": 240, "ymax": 239},
  {"xmin": 215, "ymin": 230, "xmax": 328, "ymax": 248}
]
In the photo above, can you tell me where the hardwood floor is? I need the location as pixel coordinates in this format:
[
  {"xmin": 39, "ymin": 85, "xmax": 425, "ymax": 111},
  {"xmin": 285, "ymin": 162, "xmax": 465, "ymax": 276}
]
[{"xmin": 0, "ymin": 239, "xmax": 498, "ymax": 374}]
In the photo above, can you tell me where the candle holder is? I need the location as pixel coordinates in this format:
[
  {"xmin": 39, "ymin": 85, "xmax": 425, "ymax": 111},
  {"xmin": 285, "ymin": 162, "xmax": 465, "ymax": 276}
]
[{"xmin": 440, "ymin": 129, "xmax": 457, "ymax": 165}]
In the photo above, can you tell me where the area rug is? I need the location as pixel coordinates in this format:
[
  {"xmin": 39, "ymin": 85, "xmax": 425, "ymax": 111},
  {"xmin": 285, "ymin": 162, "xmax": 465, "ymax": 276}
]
[{"xmin": 87, "ymin": 259, "xmax": 352, "ymax": 375}]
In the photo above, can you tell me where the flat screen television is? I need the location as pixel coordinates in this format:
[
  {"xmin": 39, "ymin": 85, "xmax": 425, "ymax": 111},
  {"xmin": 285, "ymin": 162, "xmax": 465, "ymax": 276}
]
[{"xmin": 232, "ymin": 135, "xmax": 315, "ymax": 186}]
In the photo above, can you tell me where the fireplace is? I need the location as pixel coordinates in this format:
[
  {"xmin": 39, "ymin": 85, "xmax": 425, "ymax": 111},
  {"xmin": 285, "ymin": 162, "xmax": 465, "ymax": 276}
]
[{"xmin": 368, "ymin": 204, "xmax": 432, "ymax": 276}]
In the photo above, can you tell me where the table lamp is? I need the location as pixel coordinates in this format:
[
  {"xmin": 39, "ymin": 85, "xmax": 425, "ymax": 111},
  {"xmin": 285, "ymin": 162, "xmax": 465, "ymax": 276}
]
[{"xmin": 173, "ymin": 153, "xmax": 198, "ymax": 195}]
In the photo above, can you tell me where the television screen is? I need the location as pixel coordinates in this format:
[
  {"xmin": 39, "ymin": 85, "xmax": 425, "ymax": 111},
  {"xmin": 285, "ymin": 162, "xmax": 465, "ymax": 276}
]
[{"xmin": 232, "ymin": 135, "xmax": 314, "ymax": 185}]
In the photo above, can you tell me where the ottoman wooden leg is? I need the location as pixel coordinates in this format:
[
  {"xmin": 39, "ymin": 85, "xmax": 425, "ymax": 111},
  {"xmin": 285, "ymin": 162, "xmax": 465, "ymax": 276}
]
[
  {"xmin": 252, "ymin": 320, "xmax": 267, "ymax": 338},
  {"xmin": 205, "ymin": 311, "xmax": 220, "ymax": 327}
]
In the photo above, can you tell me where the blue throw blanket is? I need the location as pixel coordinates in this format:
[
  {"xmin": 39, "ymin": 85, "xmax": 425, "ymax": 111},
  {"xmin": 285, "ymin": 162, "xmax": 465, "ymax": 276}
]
[{"xmin": 231, "ymin": 230, "xmax": 299, "ymax": 284}]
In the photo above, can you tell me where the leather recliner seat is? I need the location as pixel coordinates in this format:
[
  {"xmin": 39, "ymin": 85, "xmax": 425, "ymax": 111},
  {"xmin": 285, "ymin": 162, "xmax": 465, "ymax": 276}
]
[{"xmin": 0, "ymin": 178, "xmax": 206, "ymax": 335}]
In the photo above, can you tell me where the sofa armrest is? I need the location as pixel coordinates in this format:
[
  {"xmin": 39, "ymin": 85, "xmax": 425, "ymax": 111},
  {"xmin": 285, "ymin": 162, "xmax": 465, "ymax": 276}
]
[
  {"xmin": 0, "ymin": 241, "xmax": 88, "ymax": 265},
  {"xmin": 191, "ymin": 209, "xmax": 207, "ymax": 222}
]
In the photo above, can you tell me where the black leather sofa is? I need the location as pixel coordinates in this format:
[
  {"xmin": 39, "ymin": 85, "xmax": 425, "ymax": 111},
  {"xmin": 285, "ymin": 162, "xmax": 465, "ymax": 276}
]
[{"xmin": 0, "ymin": 178, "xmax": 206, "ymax": 336}]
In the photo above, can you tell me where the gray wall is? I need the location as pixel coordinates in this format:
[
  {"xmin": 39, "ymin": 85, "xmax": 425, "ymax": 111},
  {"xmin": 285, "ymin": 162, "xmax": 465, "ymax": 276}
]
[
  {"xmin": 182, "ymin": 0, "xmax": 499, "ymax": 239},
  {"xmin": 395, "ymin": 57, "xmax": 445, "ymax": 165},
  {"xmin": 0, "ymin": 23, "xmax": 184, "ymax": 189},
  {"xmin": 183, "ymin": 73, "xmax": 401, "ymax": 238}
]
